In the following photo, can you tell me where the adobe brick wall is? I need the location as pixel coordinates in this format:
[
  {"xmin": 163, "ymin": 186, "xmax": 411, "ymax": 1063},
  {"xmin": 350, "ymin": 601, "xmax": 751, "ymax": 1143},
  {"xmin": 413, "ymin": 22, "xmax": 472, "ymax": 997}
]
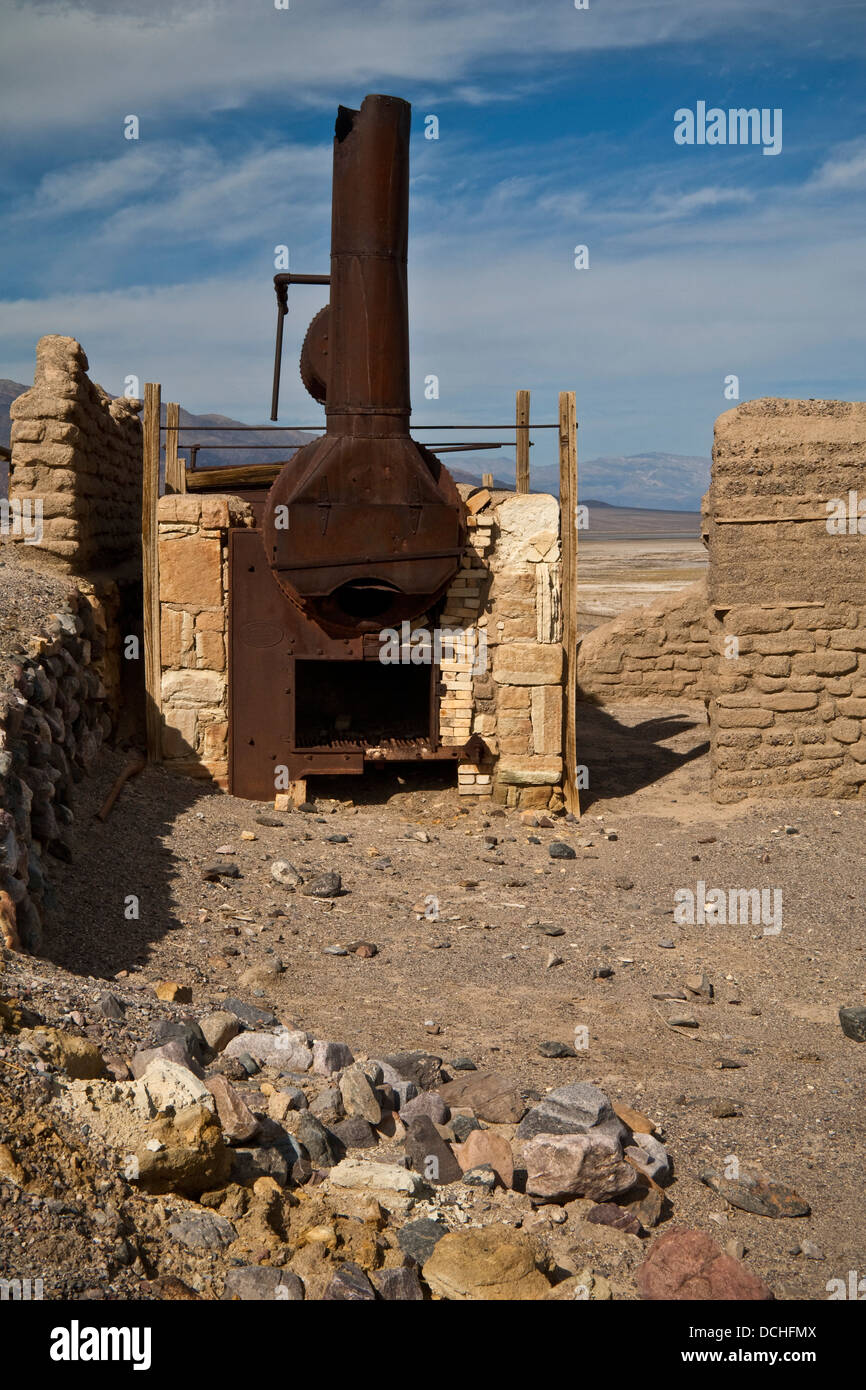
[
  {"xmin": 707, "ymin": 399, "xmax": 866, "ymax": 802},
  {"xmin": 8, "ymin": 335, "xmax": 142, "ymax": 574},
  {"xmin": 577, "ymin": 578, "xmax": 716, "ymax": 702}
]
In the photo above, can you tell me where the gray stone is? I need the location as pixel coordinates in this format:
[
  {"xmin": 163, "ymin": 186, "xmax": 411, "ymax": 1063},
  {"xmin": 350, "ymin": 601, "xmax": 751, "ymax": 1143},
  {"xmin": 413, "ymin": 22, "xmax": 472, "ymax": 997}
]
[
  {"xmin": 302, "ymin": 871, "xmax": 342, "ymax": 898},
  {"xmin": 625, "ymin": 1132, "xmax": 671, "ymax": 1184},
  {"xmin": 309, "ymin": 1087, "xmax": 344, "ymax": 1123},
  {"xmin": 99, "ymin": 993, "xmax": 125, "ymax": 1021},
  {"xmin": 449, "ymin": 1057, "xmax": 477, "ymax": 1071},
  {"xmin": 538, "ymin": 1041, "xmax": 578, "ymax": 1058},
  {"xmin": 405, "ymin": 1115, "xmax": 462, "ymax": 1185},
  {"xmin": 463, "ymin": 1165, "xmax": 496, "ymax": 1190},
  {"xmin": 312, "ymin": 1039, "xmax": 354, "ymax": 1075},
  {"xmin": 400, "ymin": 1091, "xmax": 448, "ymax": 1125},
  {"xmin": 398, "ymin": 1217, "xmax": 449, "ymax": 1265},
  {"xmin": 839, "ymin": 1006, "xmax": 866, "ymax": 1042},
  {"xmin": 222, "ymin": 1267, "xmax": 304, "ymax": 1300},
  {"xmin": 371, "ymin": 1266, "xmax": 424, "ymax": 1300},
  {"xmin": 131, "ymin": 1038, "xmax": 204, "ymax": 1081},
  {"xmin": 450, "ymin": 1113, "xmax": 483, "ymax": 1144},
  {"xmin": 167, "ymin": 1211, "xmax": 237, "ymax": 1251},
  {"xmin": 297, "ymin": 1112, "xmax": 339, "ymax": 1167},
  {"xmin": 516, "ymin": 1082, "xmax": 626, "ymax": 1143},
  {"xmin": 271, "ymin": 860, "xmax": 303, "ymax": 887},
  {"xmin": 379, "ymin": 1051, "xmax": 444, "ymax": 1091},
  {"xmin": 323, "ymin": 1262, "xmax": 376, "ymax": 1300},
  {"xmin": 332, "ymin": 1115, "xmax": 377, "ymax": 1149},
  {"xmin": 222, "ymin": 998, "xmax": 279, "ymax": 1029},
  {"xmin": 390, "ymin": 1080, "xmax": 418, "ymax": 1109},
  {"xmin": 231, "ymin": 1143, "xmax": 297, "ymax": 1186},
  {"xmin": 549, "ymin": 841, "xmax": 576, "ymax": 859},
  {"xmin": 224, "ymin": 1030, "xmax": 312, "ymax": 1073}
]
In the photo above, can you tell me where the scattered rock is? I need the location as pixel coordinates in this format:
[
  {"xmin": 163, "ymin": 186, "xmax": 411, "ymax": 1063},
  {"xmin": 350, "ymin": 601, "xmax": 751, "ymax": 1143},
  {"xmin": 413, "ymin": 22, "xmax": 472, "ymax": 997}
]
[
  {"xmin": 538, "ymin": 1041, "xmax": 578, "ymax": 1058},
  {"xmin": 222, "ymin": 1267, "xmax": 304, "ymax": 1300},
  {"xmin": 422, "ymin": 1226, "xmax": 550, "ymax": 1301},
  {"xmin": 524, "ymin": 1131, "xmax": 638, "ymax": 1203},
  {"xmin": 17, "ymin": 1027, "xmax": 106, "ymax": 1080},
  {"xmin": 312, "ymin": 1039, "xmax": 354, "ymax": 1075},
  {"xmin": 206, "ymin": 1076, "xmax": 260, "ymax": 1145},
  {"xmin": 517, "ymin": 1082, "xmax": 625, "ymax": 1143},
  {"xmin": 398, "ymin": 1217, "xmax": 449, "ymax": 1265},
  {"xmin": 202, "ymin": 864, "xmax": 240, "ymax": 881},
  {"xmin": 328, "ymin": 1159, "xmax": 428, "ymax": 1196},
  {"xmin": 700, "ymin": 1168, "xmax": 810, "ymax": 1218},
  {"xmin": 332, "ymin": 1116, "xmax": 377, "ymax": 1149},
  {"xmin": 637, "ymin": 1227, "xmax": 774, "ymax": 1301},
  {"xmin": 400, "ymin": 1091, "xmax": 448, "ymax": 1126},
  {"xmin": 586, "ymin": 1203, "xmax": 642, "ymax": 1235},
  {"xmin": 302, "ymin": 872, "xmax": 342, "ymax": 899},
  {"xmin": 222, "ymin": 998, "xmax": 279, "ymax": 1029},
  {"xmin": 454, "ymin": 1128, "xmax": 514, "ymax": 1188},
  {"xmin": 340, "ymin": 1066, "xmax": 382, "ymax": 1124},
  {"xmin": 199, "ymin": 1012, "xmax": 241, "ymax": 1055},
  {"xmin": 438, "ymin": 1072, "xmax": 527, "ymax": 1124},
  {"xmin": 405, "ymin": 1115, "xmax": 462, "ymax": 1185},
  {"xmin": 839, "ymin": 1006, "xmax": 866, "ymax": 1042},
  {"xmin": 323, "ymin": 1262, "xmax": 376, "ymax": 1301},
  {"xmin": 371, "ymin": 1266, "xmax": 424, "ymax": 1300},
  {"xmin": 271, "ymin": 861, "xmax": 303, "ymax": 887},
  {"xmin": 167, "ymin": 1211, "xmax": 237, "ymax": 1252},
  {"xmin": 548, "ymin": 842, "xmax": 576, "ymax": 860},
  {"xmin": 378, "ymin": 1052, "xmax": 445, "ymax": 1091},
  {"xmin": 224, "ymin": 1030, "xmax": 312, "ymax": 1073}
]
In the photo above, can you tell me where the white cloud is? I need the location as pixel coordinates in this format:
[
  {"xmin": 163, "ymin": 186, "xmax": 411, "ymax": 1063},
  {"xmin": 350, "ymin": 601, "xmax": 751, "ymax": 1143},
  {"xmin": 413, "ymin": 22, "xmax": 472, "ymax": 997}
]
[
  {"xmin": 0, "ymin": 0, "xmax": 845, "ymax": 137},
  {"xmin": 809, "ymin": 138, "xmax": 866, "ymax": 192}
]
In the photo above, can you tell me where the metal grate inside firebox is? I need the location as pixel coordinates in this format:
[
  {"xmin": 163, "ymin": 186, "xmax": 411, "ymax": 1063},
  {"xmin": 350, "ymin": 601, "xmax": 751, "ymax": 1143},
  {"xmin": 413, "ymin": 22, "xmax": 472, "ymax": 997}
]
[{"xmin": 293, "ymin": 659, "xmax": 436, "ymax": 750}]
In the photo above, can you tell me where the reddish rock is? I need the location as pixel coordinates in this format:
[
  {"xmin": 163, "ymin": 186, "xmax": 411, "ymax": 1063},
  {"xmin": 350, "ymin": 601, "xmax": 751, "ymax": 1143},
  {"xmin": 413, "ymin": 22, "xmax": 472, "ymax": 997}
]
[
  {"xmin": 454, "ymin": 1129, "xmax": 514, "ymax": 1188},
  {"xmin": 637, "ymin": 1227, "xmax": 774, "ymax": 1301}
]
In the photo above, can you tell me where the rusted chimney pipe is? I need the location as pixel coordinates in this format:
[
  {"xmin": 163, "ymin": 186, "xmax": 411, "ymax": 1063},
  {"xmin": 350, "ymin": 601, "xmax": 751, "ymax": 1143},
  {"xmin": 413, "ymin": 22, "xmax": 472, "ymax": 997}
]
[{"xmin": 262, "ymin": 94, "xmax": 464, "ymax": 637}]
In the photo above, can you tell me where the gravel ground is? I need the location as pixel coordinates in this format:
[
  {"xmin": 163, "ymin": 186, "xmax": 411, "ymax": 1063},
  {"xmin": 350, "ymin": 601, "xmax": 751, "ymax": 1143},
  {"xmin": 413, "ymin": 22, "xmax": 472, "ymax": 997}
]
[{"xmin": 2, "ymin": 699, "xmax": 863, "ymax": 1300}]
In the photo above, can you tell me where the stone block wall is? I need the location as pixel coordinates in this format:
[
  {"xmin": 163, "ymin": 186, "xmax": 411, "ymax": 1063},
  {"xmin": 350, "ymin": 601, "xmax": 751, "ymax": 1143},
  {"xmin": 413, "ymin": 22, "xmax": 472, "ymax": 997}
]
[
  {"xmin": 447, "ymin": 488, "xmax": 564, "ymax": 808},
  {"xmin": 0, "ymin": 585, "xmax": 120, "ymax": 953},
  {"xmin": 708, "ymin": 399, "xmax": 866, "ymax": 801},
  {"xmin": 8, "ymin": 335, "xmax": 142, "ymax": 574},
  {"xmin": 157, "ymin": 494, "xmax": 255, "ymax": 786},
  {"xmin": 577, "ymin": 579, "xmax": 716, "ymax": 702}
]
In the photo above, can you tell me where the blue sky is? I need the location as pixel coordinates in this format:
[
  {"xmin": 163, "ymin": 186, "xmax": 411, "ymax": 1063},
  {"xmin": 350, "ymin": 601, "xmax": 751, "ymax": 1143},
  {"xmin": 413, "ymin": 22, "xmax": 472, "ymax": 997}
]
[{"xmin": 1, "ymin": 0, "xmax": 865, "ymax": 489}]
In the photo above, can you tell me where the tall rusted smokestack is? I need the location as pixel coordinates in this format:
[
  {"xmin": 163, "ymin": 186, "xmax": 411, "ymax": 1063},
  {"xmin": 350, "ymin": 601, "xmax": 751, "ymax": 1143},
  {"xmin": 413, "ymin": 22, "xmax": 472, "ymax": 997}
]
[{"xmin": 263, "ymin": 94, "xmax": 464, "ymax": 636}]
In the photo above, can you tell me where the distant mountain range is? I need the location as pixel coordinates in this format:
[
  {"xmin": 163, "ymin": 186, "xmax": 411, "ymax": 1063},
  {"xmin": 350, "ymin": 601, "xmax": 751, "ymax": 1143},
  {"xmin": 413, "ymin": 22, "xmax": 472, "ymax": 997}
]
[{"xmin": 0, "ymin": 380, "xmax": 707, "ymax": 527}]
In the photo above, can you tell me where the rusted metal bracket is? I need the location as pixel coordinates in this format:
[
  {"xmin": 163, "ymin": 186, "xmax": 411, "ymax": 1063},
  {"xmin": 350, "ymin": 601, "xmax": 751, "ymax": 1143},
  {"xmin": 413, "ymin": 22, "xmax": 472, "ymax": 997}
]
[{"xmin": 271, "ymin": 272, "xmax": 330, "ymax": 421}]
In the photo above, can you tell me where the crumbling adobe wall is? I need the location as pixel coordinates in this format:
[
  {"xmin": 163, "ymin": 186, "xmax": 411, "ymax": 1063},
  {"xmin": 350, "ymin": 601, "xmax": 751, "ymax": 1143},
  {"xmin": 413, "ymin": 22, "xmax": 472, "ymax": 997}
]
[
  {"xmin": 577, "ymin": 579, "xmax": 716, "ymax": 702},
  {"xmin": 8, "ymin": 335, "xmax": 142, "ymax": 574},
  {"xmin": 707, "ymin": 398, "xmax": 866, "ymax": 802}
]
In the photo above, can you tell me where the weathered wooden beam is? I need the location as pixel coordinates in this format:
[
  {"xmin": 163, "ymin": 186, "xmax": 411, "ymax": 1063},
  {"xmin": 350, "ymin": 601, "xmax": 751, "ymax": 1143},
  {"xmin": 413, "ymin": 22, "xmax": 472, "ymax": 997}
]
[
  {"xmin": 186, "ymin": 461, "xmax": 285, "ymax": 491},
  {"xmin": 515, "ymin": 389, "xmax": 530, "ymax": 493},
  {"xmin": 164, "ymin": 402, "xmax": 182, "ymax": 494},
  {"xmin": 558, "ymin": 390, "xmax": 579, "ymax": 817},
  {"xmin": 142, "ymin": 382, "xmax": 162, "ymax": 762},
  {"xmin": 482, "ymin": 471, "xmax": 494, "ymax": 489}
]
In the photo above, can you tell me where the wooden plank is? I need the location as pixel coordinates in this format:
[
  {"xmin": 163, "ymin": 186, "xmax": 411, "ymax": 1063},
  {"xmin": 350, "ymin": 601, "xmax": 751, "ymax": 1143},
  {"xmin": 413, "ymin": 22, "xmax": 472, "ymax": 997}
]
[
  {"xmin": 142, "ymin": 382, "xmax": 162, "ymax": 762},
  {"xmin": 482, "ymin": 471, "xmax": 494, "ymax": 488},
  {"xmin": 515, "ymin": 388, "xmax": 530, "ymax": 493},
  {"xmin": 186, "ymin": 461, "xmax": 284, "ymax": 491},
  {"xmin": 558, "ymin": 390, "xmax": 579, "ymax": 817},
  {"xmin": 164, "ymin": 402, "xmax": 181, "ymax": 493}
]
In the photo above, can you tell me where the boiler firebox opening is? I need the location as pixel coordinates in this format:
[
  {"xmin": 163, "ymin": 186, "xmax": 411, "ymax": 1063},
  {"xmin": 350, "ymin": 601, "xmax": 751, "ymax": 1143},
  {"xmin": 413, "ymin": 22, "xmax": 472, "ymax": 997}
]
[{"xmin": 294, "ymin": 659, "xmax": 433, "ymax": 749}]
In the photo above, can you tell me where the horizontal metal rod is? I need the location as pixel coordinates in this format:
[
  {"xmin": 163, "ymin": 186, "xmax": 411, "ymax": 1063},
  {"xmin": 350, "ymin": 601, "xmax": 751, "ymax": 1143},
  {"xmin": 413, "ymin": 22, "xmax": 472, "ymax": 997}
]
[
  {"xmin": 181, "ymin": 440, "xmax": 510, "ymax": 454},
  {"xmin": 163, "ymin": 422, "xmax": 557, "ymax": 432}
]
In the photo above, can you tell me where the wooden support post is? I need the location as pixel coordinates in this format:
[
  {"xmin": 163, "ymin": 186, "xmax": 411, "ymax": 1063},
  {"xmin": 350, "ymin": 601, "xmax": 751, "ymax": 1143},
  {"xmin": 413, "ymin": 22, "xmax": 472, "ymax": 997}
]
[
  {"xmin": 482, "ymin": 471, "xmax": 494, "ymax": 489},
  {"xmin": 515, "ymin": 388, "xmax": 530, "ymax": 493},
  {"xmin": 142, "ymin": 382, "xmax": 162, "ymax": 762},
  {"xmin": 558, "ymin": 390, "xmax": 579, "ymax": 817},
  {"xmin": 164, "ymin": 402, "xmax": 183, "ymax": 493}
]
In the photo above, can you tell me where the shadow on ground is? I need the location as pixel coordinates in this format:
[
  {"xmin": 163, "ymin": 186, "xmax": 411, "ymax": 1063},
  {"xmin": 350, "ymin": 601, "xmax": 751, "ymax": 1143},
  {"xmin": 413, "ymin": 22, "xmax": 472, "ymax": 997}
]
[{"xmin": 576, "ymin": 701, "xmax": 709, "ymax": 810}]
